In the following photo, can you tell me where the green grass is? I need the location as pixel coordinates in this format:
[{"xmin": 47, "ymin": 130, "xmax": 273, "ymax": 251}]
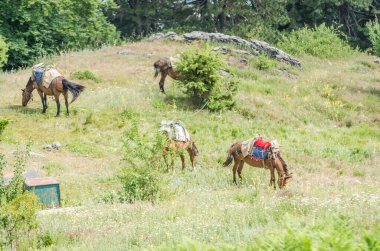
[{"xmin": 0, "ymin": 40, "xmax": 379, "ymax": 250}]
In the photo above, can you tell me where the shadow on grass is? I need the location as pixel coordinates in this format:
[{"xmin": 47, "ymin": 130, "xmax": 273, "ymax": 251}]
[
  {"xmin": 7, "ymin": 105, "xmax": 42, "ymax": 114},
  {"xmin": 349, "ymin": 86, "xmax": 380, "ymax": 97}
]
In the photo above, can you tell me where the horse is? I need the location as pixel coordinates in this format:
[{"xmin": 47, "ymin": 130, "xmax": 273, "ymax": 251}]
[
  {"xmin": 153, "ymin": 57, "xmax": 180, "ymax": 93},
  {"xmin": 22, "ymin": 76, "xmax": 85, "ymax": 116},
  {"xmin": 223, "ymin": 141, "xmax": 292, "ymax": 189},
  {"xmin": 162, "ymin": 138, "xmax": 199, "ymax": 173}
]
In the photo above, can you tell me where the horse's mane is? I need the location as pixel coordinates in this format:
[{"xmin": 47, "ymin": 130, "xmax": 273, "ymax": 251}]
[{"xmin": 277, "ymin": 154, "xmax": 289, "ymax": 176}]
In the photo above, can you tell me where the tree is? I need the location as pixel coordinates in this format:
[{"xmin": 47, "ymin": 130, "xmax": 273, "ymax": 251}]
[{"xmin": 0, "ymin": 0, "xmax": 120, "ymax": 70}]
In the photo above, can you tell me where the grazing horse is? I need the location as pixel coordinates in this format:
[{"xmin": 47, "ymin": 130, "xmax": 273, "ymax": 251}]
[
  {"xmin": 223, "ymin": 141, "xmax": 292, "ymax": 189},
  {"xmin": 153, "ymin": 57, "xmax": 180, "ymax": 93},
  {"xmin": 22, "ymin": 76, "xmax": 84, "ymax": 116},
  {"xmin": 163, "ymin": 139, "xmax": 199, "ymax": 173}
]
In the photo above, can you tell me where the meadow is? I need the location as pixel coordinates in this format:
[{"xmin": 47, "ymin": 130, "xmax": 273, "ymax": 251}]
[{"xmin": 0, "ymin": 40, "xmax": 379, "ymax": 250}]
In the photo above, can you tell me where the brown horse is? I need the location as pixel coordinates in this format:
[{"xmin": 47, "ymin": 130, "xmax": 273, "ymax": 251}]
[
  {"xmin": 153, "ymin": 57, "xmax": 180, "ymax": 93},
  {"xmin": 223, "ymin": 141, "xmax": 292, "ymax": 189},
  {"xmin": 22, "ymin": 76, "xmax": 84, "ymax": 116},
  {"xmin": 163, "ymin": 139, "xmax": 199, "ymax": 173}
]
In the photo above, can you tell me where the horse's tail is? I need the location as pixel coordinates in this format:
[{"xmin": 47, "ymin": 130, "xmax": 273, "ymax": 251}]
[
  {"xmin": 62, "ymin": 79, "xmax": 85, "ymax": 103},
  {"xmin": 223, "ymin": 142, "xmax": 240, "ymax": 167}
]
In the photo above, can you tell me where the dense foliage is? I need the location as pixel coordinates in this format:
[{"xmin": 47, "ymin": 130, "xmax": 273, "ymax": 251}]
[
  {"xmin": 0, "ymin": 119, "xmax": 8, "ymax": 140},
  {"xmin": 278, "ymin": 24, "xmax": 356, "ymax": 59},
  {"xmin": 367, "ymin": 21, "xmax": 380, "ymax": 56},
  {"xmin": 0, "ymin": 0, "xmax": 378, "ymax": 69},
  {"xmin": 0, "ymin": 37, "xmax": 8, "ymax": 68},
  {"xmin": 176, "ymin": 48, "xmax": 238, "ymax": 111},
  {"xmin": 0, "ymin": 0, "xmax": 120, "ymax": 70},
  {"xmin": 107, "ymin": 0, "xmax": 379, "ymax": 48}
]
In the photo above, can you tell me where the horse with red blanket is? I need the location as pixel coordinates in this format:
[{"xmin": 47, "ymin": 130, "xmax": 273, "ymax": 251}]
[{"xmin": 223, "ymin": 135, "xmax": 292, "ymax": 189}]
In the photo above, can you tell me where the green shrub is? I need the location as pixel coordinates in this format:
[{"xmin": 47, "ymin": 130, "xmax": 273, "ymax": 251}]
[
  {"xmin": 255, "ymin": 54, "xmax": 278, "ymax": 70},
  {"xmin": 0, "ymin": 193, "xmax": 39, "ymax": 248},
  {"xmin": 118, "ymin": 166, "xmax": 161, "ymax": 203},
  {"xmin": 105, "ymin": 114, "xmax": 168, "ymax": 204},
  {"xmin": 366, "ymin": 21, "xmax": 380, "ymax": 56},
  {"xmin": 0, "ymin": 36, "xmax": 8, "ymax": 68},
  {"xmin": 176, "ymin": 47, "xmax": 238, "ymax": 111},
  {"xmin": 0, "ymin": 148, "xmax": 29, "ymax": 204},
  {"xmin": 71, "ymin": 70, "xmax": 101, "ymax": 83},
  {"xmin": 278, "ymin": 23, "xmax": 356, "ymax": 59},
  {"xmin": 0, "ymin": 119, "xmax": 8, "ymax": 139},
  {"xmin": 0, "ymin": 147, "xmax": 40, "ymax": 248}
]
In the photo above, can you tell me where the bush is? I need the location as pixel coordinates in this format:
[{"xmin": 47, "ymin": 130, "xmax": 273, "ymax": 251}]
[
  {"xmin": 255, "ymin": 54, "xmax": 278, "ymax": 70},
  {"xmin": 102, "ymin": 112, "xmax": 168, "ymax": 204},
  {"xmin": 278, "ymin": 23, "xmax": 356, "ymax": 59},
  {"xmin": 0, "ymin": 147, "xmax": 39, "ymax": 248},
  {"xmin": 71, "ymin": 70, "xmax": 101, "ymax": 83},
  {"xmin": 366, "ymin": 21, "xmax": 380, "ymax": 56},
  {"xmin": 118, "ymin": 166, "xmax": 161, "ymax": 203},
  {"xmin": 0, "ymin": 119, "xmax": 8, "ymax": 140},
  {"xmin": 0, "ymin": 193, "xmax": 39, "ymax": 248},
  {"xmin": 0, "ymin": 36, "xmax": 8, "ymax": 68},
  {"xmin": 176, "ymin": 47, "xmax": 238, "ymax": 111}
]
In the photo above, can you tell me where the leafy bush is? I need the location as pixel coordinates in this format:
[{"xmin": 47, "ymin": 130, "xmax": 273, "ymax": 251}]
[
  {"xmin": 118, "ymin": 166, "xmax": 161, "ymax": 203},
  {"xmin": 71, "ymin": 70, "xmax": 101, "ymax": 83},
  {"xmin": 255, "ymin": 54, "xmax": 278, "ymax": 70},
  {"xmin": 0, "ymin": 119, "xmax": 8, "ymax": 140},
  {"xmin": 278, "ymin": 24, "xmax": 356, "ymax": 59},
  {"xmin": 0, "ymin": 193, "xmax": 39, "ymax": 248},
  {"xmin": 366, "ymin": 21, "xmax": 380, "ymax": 56},
  {"xmin": 0, "ymin": 147, "xmax": 39, "ymax": 248},
  {"xmin": 0, "ymin": 148, "xmax": 29, "ymax": 204},
  {"xmin": 102, "ymin": 111, "xmax": 167, "ymax": 204},
  {"xmin": 176, "ymin": 47, "xmax": 238, "ymax": 111},
  {"xmin": 0, "ymin": 36, "xmax": 8, "ymax": 68}
]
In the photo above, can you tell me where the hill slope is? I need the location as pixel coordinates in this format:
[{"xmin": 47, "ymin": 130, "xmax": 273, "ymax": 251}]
[{"xmin": 0, "ymin": 40, "xmax": 379, "ymax": 249}]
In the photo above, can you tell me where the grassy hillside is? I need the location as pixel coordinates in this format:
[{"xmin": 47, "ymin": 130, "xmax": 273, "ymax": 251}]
[{"xmin": 0, "ymin": 40, "xmax": 379, "ymax": 250}]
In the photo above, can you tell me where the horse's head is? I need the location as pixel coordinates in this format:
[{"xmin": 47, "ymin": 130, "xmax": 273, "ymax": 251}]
[
  {"xmin": 153, "ymin": 57, "xmax": 172, "ymax": 78},
  {"xmin": 274, "ymin": 154, "xmax": 292, "ymax": 189},
  {"xmin": 22, "ymin": 77, "xmax": 34, "ymax": 106}
]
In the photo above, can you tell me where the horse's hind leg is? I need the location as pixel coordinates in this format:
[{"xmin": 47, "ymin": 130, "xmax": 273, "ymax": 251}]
[
  {"xmin": 64, "ymin": 91, "xmax": 69, "ymax": 115},
  {"xmin": 159, "ymin": 71, "xmax": 168, "ymax": 93},
  {"xmin": 237, "ymin": 161, "xmax": 244, "ymax": 184},
  {"xmin": 232, "ymin": 161, "xmax": 239, "ymax": 185}
]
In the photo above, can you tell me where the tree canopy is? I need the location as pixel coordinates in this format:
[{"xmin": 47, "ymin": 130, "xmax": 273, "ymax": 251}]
[{"xmin": 0, "ymin": 0, "xmax": 379, "ymax": 70}]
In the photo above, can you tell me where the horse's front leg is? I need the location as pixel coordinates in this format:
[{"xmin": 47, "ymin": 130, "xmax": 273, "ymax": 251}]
[
  {"xmin": 44, "ymin": 93, "xmax": 48, "ymax": 109},
  {"xmin": 237, "ymin": 160, "xmax": 244, "ymax": 184},
  {"xmin": 37, "ymin": 90, "xmax": 46, "ymax": 113},
  {"xmin": 180, "ymin": 154, "xmax": 185, "ymax": 170},
  {"xmin": 54, "ymin": 94, "xmax": 60, "ymax": 116},
  {"xmin": 270, "ymin": 165, "xmax": 276, "ymax": 189}
]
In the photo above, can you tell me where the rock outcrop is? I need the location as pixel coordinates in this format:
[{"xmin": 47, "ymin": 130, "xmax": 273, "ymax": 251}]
[{"xmin": 149, "ymin": 31, "xmax": 303, "ymax": 68}]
